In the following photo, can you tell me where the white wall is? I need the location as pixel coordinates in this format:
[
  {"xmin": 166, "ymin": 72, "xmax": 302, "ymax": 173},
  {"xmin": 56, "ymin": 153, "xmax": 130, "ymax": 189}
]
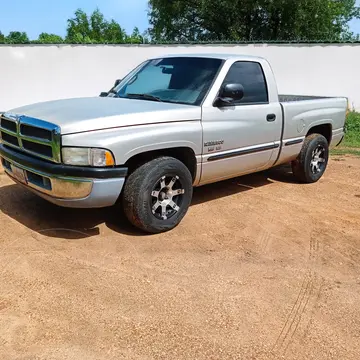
[{"xmin": 0, "ymin": 44, "xmax": 358, "ymax": 111}]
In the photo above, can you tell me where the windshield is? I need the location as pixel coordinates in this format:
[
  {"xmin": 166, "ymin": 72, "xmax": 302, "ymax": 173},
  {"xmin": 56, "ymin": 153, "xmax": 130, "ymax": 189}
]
[{"xmin": 111, "ymin": 57, "xmax": 223, "ymax": 106}]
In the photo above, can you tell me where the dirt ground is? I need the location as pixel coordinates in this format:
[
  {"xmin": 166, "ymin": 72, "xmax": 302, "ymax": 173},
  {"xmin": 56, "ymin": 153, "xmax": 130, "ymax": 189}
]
[{"xmin": 0, "ymin": 156, "xmax": 360, "ymax": 360}]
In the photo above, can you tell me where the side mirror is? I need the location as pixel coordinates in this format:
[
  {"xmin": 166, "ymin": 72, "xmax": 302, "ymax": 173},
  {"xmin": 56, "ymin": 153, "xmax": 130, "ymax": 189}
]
[
  {"xmin": 99, "ymin": 79, "xmax": 122, "ymax": 97},
  {"xmin": 215, "ymin": 83, "xmax": 244, "ymax": 106}
]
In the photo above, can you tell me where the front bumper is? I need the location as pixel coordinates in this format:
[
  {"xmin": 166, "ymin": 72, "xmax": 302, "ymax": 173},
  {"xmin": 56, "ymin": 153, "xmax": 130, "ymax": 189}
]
[{"xmin": 0, "ymin": 144, "xmax": 127, "ymax": 208}]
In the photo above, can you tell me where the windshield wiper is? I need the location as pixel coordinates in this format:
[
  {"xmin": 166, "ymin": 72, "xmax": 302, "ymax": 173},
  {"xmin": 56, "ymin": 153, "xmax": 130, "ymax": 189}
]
[
  {"xmin": 100, "ymin": 89, "xmax": 119, "ymax": 97},
  {"xmin": 126, "ymin": 93, "xmax": 163, "ymax": 102}
]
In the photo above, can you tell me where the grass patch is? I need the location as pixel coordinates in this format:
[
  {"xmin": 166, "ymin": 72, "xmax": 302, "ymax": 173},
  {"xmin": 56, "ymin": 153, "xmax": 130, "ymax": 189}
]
[
  {"xmin": 330, "ymin": 148, "xmax": 360, "ymax": 156},
  {"xmin": 342, "ymin": 110, "xmax": 360, "ymax": 147},
  {"xmin": 330, "ymin": 110, "xmax": 360, "ymax": 156}
]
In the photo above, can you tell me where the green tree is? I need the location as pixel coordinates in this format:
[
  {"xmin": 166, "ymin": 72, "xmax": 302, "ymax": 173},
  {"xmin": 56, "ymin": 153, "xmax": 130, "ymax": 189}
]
[
  {"xmin": 89, "ymin": 8, "xmax": 107, "ymax": 41},
  {"xmin": 148, "ymin": 0, "xmax": 360, "ymax": 42},
  {"xmin": 104, "ymin": 20, "xmax": 126, "ymax": 43},
  {"xmin": 5, "ymin": 31, "xmax": 29, "ymax": 44},
  {"xmin": 66, "ymin": 8, "xmax": 126, "ymax": 43},
  {"xmin": 126, "ymin": 27, "xmax": 143, "ymax": 43},
  {"xmin": 0, "ymin": 31, "xmax": 5, "ymax": 43},
  {"xmin": 37, "ymin": 33, "xmax": 63, "ymax": 43},
  {"xmin": 66, "ymin": 9, "xmax": 92, "ymax": 43}
]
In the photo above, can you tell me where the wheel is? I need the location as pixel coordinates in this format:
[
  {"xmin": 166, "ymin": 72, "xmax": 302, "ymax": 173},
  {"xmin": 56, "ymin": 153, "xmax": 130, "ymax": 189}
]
[
  {"xmin": 291, "ymin": 133, "xmax": 329, "ymax": 183},
  {"xmin": 122, "ymin": 156, "xmax": 193, "ymax": 233}
]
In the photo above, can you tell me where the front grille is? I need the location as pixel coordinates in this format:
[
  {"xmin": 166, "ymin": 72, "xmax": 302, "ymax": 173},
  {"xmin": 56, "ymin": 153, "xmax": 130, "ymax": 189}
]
[
  {"xmin": 1, "ymin": 118, "xmax": 17, "ymax": 132},
  {"xmin": 1, "ymin": 131, "xmax": 20, "ymax": 147},
  {"xmin": 0, "ymin": 113, "xmax": 61, "ymax": 163},
  {"xmin": 20, "ymin": 124, "xmax": 52, "ymax": 141},
  {"xmin": 22, "ymin": 140, "xmax": 53, "ymax": 158}
]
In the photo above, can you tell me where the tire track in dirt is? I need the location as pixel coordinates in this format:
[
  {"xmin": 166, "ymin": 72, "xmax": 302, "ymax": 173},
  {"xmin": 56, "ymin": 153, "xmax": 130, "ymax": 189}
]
[
  {"xmin": 255, "ymin": 215, "xmax": 280, "ymax": 255},
  {"xmin": 258, "ymin": 225, "xmax": 273, "ymax": 254},
  {"xmin": 270, "ymin": 227, "xmax": 324, "ymax": 358},
  {"xmin": 309, "ymin": 232, "xmax": 319, "ymax": 260},
  {"xmin": 254, "ymin": 215, "xmax": 306, "ymax": 256}
]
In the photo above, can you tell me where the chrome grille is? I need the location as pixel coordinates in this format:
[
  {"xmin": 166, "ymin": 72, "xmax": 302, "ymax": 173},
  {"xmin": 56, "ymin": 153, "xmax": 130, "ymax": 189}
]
[{"xmin": 0, "ymin": 113, "xmax": 61, "ymax": 163}]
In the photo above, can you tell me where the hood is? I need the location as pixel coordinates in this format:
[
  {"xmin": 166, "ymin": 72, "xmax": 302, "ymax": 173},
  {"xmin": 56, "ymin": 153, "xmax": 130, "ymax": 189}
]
[{"xmin": 8, "ymin": 97, "xmax": 201, "ymax": 135}]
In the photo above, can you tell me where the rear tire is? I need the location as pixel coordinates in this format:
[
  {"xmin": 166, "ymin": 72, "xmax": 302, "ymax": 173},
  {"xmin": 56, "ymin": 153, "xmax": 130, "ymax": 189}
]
[
  {"xmin": 122, "ymin": 156, "xmax": 193, "ymax": 234},
  {"xmin": 291, "ymin": 133, "xmax": 329, "ymax": 183}
]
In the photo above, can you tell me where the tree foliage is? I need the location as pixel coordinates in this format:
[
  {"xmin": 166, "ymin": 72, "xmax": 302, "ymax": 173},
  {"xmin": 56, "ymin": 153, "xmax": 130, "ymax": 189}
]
[
  {"xmin": 66, "ymin": 8, "xmax": 137, "ymax": 43},
  {"xmin": 0, "ymin": 31, "xmax": 5, "ymax": 44},
  {"xmin": 128, "ymin": 27, "xmax": 144, "ymax": 43},
  {"xmin": 148, "ymin": 0, "xmax": 360, "ymax": 41},
  {"xmin": 5, "ymin": 31, "xmax": 30, "ymax": 44},
  {"xmin": 0, "ymin": 3, "xmax": 359, "ymax": 44},
  {"xmin": 38, "ymin": 33, "xmax": 63, "ymax": 44},
  {"xmin": 65, "ymin": 8, "xmax": 146, "ymax": 43}
]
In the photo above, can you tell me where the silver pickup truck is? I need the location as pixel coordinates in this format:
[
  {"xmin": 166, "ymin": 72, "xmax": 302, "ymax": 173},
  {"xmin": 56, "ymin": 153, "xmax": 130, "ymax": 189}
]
[{"xmin": 0, "ymin": 54, "xmax": 347, "ymax": 233}]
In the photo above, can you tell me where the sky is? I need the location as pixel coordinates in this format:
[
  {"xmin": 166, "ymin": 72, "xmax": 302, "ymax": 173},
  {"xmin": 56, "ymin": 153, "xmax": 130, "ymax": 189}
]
[
  {"xmin": 0, "ymin": 0, "xmax": 359, "ymax": 40},
  {"xmin": 0, "ymin": 0, "xmax": 150, "ymax": 38}
]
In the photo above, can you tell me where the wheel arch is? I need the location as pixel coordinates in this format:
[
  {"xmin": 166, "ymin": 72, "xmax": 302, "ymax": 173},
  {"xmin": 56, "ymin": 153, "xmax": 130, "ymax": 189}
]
[
  {"xmin": 125, "ymin": 147, "xmax": 198, "ymax": 182},
  {"xmin": 306, "ymin": 123, "xmax": 332, "ymax": 145}
]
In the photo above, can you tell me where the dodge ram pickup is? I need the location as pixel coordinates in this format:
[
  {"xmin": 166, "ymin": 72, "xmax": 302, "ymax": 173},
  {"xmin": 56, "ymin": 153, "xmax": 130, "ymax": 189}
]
[{"xmin": 0, "ymin": 54, "xmax": 347, "ymax": 233}]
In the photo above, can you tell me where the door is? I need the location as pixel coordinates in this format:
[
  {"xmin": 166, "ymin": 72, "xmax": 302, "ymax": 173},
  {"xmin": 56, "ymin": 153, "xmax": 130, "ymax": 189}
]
[{"xmin": 200, "ymin": 60, "xmax": 282, "ymax": 185}]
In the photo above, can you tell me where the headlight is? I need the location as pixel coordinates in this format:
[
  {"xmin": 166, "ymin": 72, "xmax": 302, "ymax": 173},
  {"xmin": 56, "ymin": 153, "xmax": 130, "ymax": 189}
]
[{"xmin": 62, "ymin": 147, "xmax": 115, "ymax": 167}]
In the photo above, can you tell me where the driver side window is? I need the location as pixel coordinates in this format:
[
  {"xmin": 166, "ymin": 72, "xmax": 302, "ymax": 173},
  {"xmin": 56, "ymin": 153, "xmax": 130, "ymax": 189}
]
[{"xmin": 222, "ymin": 61, "xmax": 269, "ymax": 105}]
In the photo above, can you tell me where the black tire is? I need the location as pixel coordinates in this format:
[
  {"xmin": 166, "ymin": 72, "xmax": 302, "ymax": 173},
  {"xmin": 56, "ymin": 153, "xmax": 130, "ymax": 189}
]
[
  {"xmin": 122, "ymin": 156, "xmax": 193, "ymax": 233},
  {"xmin": 291, "ymin": 133, "xmax": 329, "ymax": 183}
]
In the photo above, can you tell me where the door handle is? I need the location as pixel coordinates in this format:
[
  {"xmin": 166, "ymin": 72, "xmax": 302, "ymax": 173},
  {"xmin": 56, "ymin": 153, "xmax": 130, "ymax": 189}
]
[{"xmin": 267, "ymin": 114, "xmax": 276, "ymax": 122}]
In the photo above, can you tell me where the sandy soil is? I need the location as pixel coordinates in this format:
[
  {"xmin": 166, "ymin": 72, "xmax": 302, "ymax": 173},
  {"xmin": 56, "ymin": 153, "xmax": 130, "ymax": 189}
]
[{"xmin": 0, "ymin": 156, "xmax": 360, "ymax": 360}]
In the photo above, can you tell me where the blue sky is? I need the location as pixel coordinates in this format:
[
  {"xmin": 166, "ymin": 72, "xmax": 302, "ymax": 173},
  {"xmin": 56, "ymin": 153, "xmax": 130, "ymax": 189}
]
[
  {"xmin": 0, "ymin": 0, "xmax": 149, "ymax": 38},
  {"xmin": 0, "ymin": 0, "xmax": 359, "ymax": 39}
]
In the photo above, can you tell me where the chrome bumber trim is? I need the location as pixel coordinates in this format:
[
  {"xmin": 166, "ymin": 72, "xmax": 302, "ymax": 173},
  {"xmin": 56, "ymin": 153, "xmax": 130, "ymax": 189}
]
[
  {"xmin": 1, "ymin": 154, "xmax": 125, "ymax": 208},
  {"xmin": 0, "ymin": 112, "xmax": 61, "ymax": 163},
  {"xmin": 2, "ymin": 154, "xmax": 93, "ymax": 199}
]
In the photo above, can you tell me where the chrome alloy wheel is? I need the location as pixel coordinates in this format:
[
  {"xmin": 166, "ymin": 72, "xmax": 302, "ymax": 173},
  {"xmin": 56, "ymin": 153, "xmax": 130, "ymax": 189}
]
[
  {"xmin": 151, "ymin": 175, "xmax": 185, "ymax": 220},
  {"xmin": 310, "ymin": 145, "xmax": 326, "ymax": 174}
]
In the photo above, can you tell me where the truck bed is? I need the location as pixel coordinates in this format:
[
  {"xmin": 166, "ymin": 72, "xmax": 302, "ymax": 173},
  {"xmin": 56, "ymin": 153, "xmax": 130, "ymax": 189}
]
[{"xmin": 274, "ymin": 95, "xmax": 347, "ymax": 167}]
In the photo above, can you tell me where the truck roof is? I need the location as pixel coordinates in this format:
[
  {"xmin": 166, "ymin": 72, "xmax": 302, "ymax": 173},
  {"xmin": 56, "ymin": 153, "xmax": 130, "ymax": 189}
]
[{"xmin": 149, "ymin": 53, "xmax": 265, "ymax": 62}]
